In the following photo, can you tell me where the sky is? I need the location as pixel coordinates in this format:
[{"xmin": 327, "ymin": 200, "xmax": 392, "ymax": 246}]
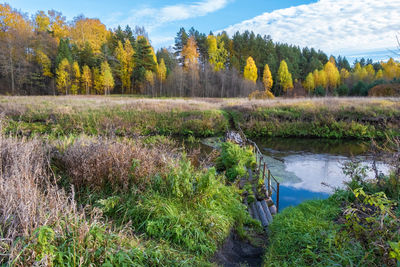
[{"xmin": 10, "ymin": 0, "xmax": 400, "ymax": 62}]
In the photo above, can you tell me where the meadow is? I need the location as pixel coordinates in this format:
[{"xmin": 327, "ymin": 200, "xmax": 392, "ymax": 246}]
[{"xmin": 0, "ymin": 95, "xmax": 399, "ymax": 266}]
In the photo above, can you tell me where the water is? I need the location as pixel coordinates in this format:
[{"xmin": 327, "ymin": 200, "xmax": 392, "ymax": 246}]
[{"xmin": 255, "ymin": 138, "xmax": 390, "ymax": 210}]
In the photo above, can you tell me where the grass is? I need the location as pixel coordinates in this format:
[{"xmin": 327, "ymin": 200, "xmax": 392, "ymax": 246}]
[
  {"xmin": 265, "ymin": 151, "xmax": 400, "ymax": 267},
  {"xmin": 1, "ymin": 96, "xmax": 399, "ymax": 139},
  {"xmin": 0, "ymin": 134, "xmax": 257, "ymax": 266}
]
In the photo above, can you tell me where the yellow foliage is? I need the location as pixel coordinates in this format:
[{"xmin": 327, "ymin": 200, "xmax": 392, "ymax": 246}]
[
  {"xmin": 36, "ymin": 50, "xmax": 53, "ymax": 78},
  {"xmin": 34, "ymin": 11, "xmax": 50, "ymax": 32},
  {"xmin": 262, "ymin": 64, "xmax": 273, "ymax": 90},
  {"xmin": 324, "ymin": 61, "xmax": 340, "ymax": 90},
  {"xmin": 182, "ymin": 36, "xmax": 199, "ymax": 70},
  {"xmin": 100, "ymin": 61, "xmax": 114, "ymax": 95},
  {"xmin": 145, "ymin": 70, "xmax": 155, "ymax": 86},
  {"xmin": 115, "ymin": 40, "xmax": 134, "ymax": 93},
  {"xmin": 81, "ymin": 65, "xmax": 92, "ymax": 94},
  {"xmin": 56, "ymin": 58, "xmax": 71, "ymax": 95},
  {"xmin": 382, "ymin": 58, "xmax": 400, "ymax": 80},
  {"xmin": 244, "ymin": 57, "xmax": 258, "ymax": 83},
  {"xmin": 70, "ymin": 17, "xmax": 109, "ymax": 53},
  {"xmin": 278, "ymin": 60, "xmax": 293, "ymax": 91},
  {"xmin": 157, "ymin": 59, "xmax": 167, "ymax": 82},
  {"xmin": 71, "ymin": 61, "xmax": 81, "ymax": 95},
  {"xmin": 303, "ymin": 72, "xmax": 315, "ymax": 93},
  {"xmin": 340, "ymin": 68, "xmax": 350, "ymax": 83},
  {"xmin": 248, "ymin": 90, "xmax": 275, "ymax": 100}
]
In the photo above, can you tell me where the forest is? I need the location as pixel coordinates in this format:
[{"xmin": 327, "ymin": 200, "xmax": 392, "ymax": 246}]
[{"xmin": 1, "ymin": 3, "xmax": 400, "ymax": 98}]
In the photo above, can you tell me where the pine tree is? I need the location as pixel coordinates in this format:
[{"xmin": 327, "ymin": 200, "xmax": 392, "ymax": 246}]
[
  {"xmin": 277, "ymin": 60, "xmax": 293, "ymax": 92},
  {"xmin": 244, "ymin": 57, "xmax": 257, "ymax": 83}
]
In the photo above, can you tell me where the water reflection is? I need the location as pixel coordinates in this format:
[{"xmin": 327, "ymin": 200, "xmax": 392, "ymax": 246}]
[{"xmin": 256, "ymin": 138, "xmax": 390, "ymax": 209}]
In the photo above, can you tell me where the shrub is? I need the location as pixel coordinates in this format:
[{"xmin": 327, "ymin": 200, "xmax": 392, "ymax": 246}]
[
  {"xmin": 335, "ymin": 84, "xmax": 349, "ymax": 96},
  {"xmin": 216, "ymin": 142, "xmax": 256, "ymax": 182},
  {"xmin": 369, "ymin": 83, "xmax": 400, "ymax": 97},
  {"xmin": 248, "ymin": 90, "xmax": 275, "ymax": 100},
  {"xmin": 313, "ymin": 86, "xmax": 326, "ymax": 96},
  {"xmin": 350, "ymin": 81, "xmax": 369, "ymax": 96},
  {"xmin": 56, "ymin": 136, "xmax": 173, "ymax": 192}
]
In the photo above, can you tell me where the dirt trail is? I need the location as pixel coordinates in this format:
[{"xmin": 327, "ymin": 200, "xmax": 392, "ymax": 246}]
[{"xmin": 212, "ymin": 231, "xmax": 266, "ymax": 267}]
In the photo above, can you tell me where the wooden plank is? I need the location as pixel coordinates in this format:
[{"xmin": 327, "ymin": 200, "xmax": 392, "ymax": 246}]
[
  {"xmin": 261, "ymin": 200, "xmax": 273, "ymax": 223},
  {"xmin": 269, "ymin": 205, "xmax": 277, "ymax": 215},
  {"xmin": 250, "ymin": 202, "xmax": 260, "ymax": 222},
  {"xmin": 256, "ymin": 201, "xmax": 269, "ymax": 227}
]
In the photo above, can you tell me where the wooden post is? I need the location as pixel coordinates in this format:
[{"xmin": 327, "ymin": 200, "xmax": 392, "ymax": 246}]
[
  {"xmin": 277, "ymin": 182, "xmax": 280, "ymax": 213},
  {"xmin": 267, "ymin": 170, "xmax": 271, "ymax": 196},
  {"xmin": 262, "ymin": 163, "xmax": 266, "ymax": 181}
]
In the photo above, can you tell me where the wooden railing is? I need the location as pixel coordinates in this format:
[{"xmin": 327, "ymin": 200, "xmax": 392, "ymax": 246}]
[
  {"xmin": 235, "ymin": 121, "xmax": 280, "ymax": 213},
  {"xmin": 246, "ymin": 139, "xmax": 280, "ymax": 212}
]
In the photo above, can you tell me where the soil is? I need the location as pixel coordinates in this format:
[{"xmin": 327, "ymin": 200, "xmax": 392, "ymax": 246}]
[{"xmin": 212, "ymin": 230, "xmax": 266, "ymax": 267}]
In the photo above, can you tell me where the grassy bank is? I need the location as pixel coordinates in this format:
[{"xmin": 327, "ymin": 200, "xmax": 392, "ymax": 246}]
[
  {"xmin": 229, "ymin": 98, "xmax": 400, "ymax": 139},
  {"xmin": 1, "ymin": 96, "xmax": 399, "ymax": 139},
  {"xmin": 0, "ymin": 134, "xmax": 262, "ymax": 266}
]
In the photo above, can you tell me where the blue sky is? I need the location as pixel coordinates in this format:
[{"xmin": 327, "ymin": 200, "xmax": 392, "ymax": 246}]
[{"xmin": 10, "ymin": 0, "xmax": 400, "ymax": 62}]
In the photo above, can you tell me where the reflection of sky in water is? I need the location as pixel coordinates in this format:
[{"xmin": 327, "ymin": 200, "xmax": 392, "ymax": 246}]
[{"xmin": 263, "ymin": 152, "xmax": 390, "ymax": 194}]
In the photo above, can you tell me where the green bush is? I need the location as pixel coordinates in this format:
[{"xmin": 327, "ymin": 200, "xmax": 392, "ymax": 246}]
[
  {"xmin": 216, "ymin": 142, "xmax": 257, "ymax": 182},
  {"xmin": 314, "ymin": 86, "xmax": 326, "ymax": 96}
]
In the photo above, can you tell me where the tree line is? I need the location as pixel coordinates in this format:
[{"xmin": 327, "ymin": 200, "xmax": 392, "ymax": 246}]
[{"xmin": 1, "ymin": 3, "xmax": 399, "ymax": 97}]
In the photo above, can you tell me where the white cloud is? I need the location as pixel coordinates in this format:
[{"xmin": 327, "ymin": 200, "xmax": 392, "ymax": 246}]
[
  {"xmin": 223, "ymin": 0, "xmax": 400, "ymax": 55},
  {"xmin": 120, "ymin": 0, "xmax": 230, "ymax": 32}
]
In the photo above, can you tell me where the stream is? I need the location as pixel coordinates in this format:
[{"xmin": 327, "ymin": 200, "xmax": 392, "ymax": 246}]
[{"xmin": 202, "ymin": 137, "xmax": 390, "ymax": 211}]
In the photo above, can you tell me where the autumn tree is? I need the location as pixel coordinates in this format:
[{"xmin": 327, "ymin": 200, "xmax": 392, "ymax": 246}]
[
  {"xmin": 71, "ymin": 61, "xmax": 81, "ymax": 94},
  {"xmin": 92, "ymin": 67, "xmax": 102, "ymax": 94},
  {"xmin": 56, "ymin": 58, "xmax": 71, "ymax": 94},
  {"xmin": 70, "ymin": 16, "xmax": 109, "ymax": 53},
  {"xmin": 278, "ymin": 60, "xmax": 293, "ymax": 92},
  {"xmin": 244, "ymin": 57, "xmax": 257, "ymax": 83},
  {"xmin": 47, "ymin": 10, "xmax": 69, "ymax": 41},
  {"xmin": 262, "ymin": 64, "xmax": 273, "ymax": 91},
  {"xmin": 340, "ymin": 68, "xmax": 350, "ymax": 84},
  {"xmin": 0, "ymin": 4, "xmax": 32, "ymax": 94},
  {"xmin": 365, "ymin": 64, "xmax": 375, "ymax": 82},
  {"xmin": 375, "ymin": 69, "xmax": 383, "ymax": 80},
  {"xmin": 115, "ymin": 39, "xmax": 134, "ymax": 93},
  {"xmin": 81, "ymin": 65, "xmax": 92, "ymax": 94},
  {"xmin": 34, "ymin": 11, "xmax": 50, "ymax": 32},
  {"xmin": 181, "ymin": 36, "xmax": 199, "ymax": 96},
  {"xmin": 207, "ymin": 35, "xmax": 228, "ymax": 71},
  {"xmin": 382, "ymin": 58, "xmax": 399, "ymax": 80},
  {"xmin": 100, "ymin": 61, "xmax": 114, "ymax": 95},
  {"xmin": 303, "ymin": 72, "xmax": 315, "ymax": 93},
  {"xmin": 182, "ymin": 36, "xmax": 199, "ymax": 69},
  {"xmin": 157, "ymin": 58, "xmax": 167, "ymax": 96},
  {"xmin": 324, "ymin": 61, "xmax": 340, "ymax": 94}
]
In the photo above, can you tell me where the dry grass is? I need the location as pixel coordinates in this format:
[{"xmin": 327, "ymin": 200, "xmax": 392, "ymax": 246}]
[
  {"xmin": 1, "ymin": 95, "xmax": 398, "ymax": 116},
  {"xmin": 57, "ymin": 136, "xmax": 177, "ymax": 192},
  {"xmin": 0, "ymin": 136, "xmax": 82, "ymax": 265}
]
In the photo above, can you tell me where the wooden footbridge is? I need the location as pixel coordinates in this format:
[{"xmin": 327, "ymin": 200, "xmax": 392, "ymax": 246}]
[{"xmin": 234, "ymin": 126, "xmax": 280, "ymax": 229}]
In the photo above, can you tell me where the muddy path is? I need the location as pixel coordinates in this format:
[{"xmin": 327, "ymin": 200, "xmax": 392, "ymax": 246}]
[{"xmin": 212, "ymin": 230, "xmax": 267, "ymax": 267}]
